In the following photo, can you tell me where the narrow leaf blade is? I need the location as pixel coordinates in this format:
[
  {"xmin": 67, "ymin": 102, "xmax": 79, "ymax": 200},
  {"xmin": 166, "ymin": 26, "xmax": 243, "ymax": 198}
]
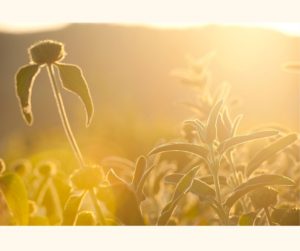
[
  {"xmin": 218, "ymin": 130, "xmax": 278, "ymax": 154},
  {"xmin": 15, "ymin": 64, "xmax": 40, "ymax": 125},
  {"xmin": 246, "ymin": 133, "xmax": 298, "ymax": 176},
  {"xmin": 148, "ymin": 143, "xmax": 208, "ymax": 160},
  {"xmin": 224, "ymin": 174, "xmax": 295, "ymax": 210},
  {"xmin": 62, "ymin": 192, "xmax": 86, "ymax": 225},
  {"xmin": 206, "ymin": 100, "xmax": 223, "ymax": 143},
  {"xmin": 131, "ymin": 156, "xmax": 147, "ymax": 189},
  {"xmin": 56, "ymin": 63, "xmax": 94, "ymax": 126},
  {"xmin": 0, "ymin": 173, "xmax": 29, "ymax": 225},
  {"xmin": 165, "ymin": 174, "xmax": 216, "ymax": 199}
]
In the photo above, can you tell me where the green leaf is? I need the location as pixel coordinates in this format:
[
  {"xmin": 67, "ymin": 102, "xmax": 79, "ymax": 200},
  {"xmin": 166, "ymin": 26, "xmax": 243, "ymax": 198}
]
[
  {"xmin": 239, "ymin": 212, "xmax": 257, "ymax": 226},
  {"xmin": 231, "ymin": 114, "xmax": 243, "ymax": 136},
  {"xmin": 0, "ymin": 173, "xmax": 29, "ymax": 225},
  {"xmin": 157, "ymin": 166, "xmax": 199, "ymax": 225},
  {"xmin": 206, "ymin": 100, "xmax": 223, "ymax": 143},
  {"xmin": 98, "ymin": 184, "xmax": 144, "ymax": 225},
  {"xmin": 56, "ymin": 63, "xmax": 94, "ymax": 126},
  {"xmin": 218, "ymin": 130, "xmax": 278, "ymax": 154},
  {"xmin": 157, "ymin": 195, "xmax": 183, "ymax": 225},
  {"xmin": 246, "ymin": 133, "xmax": 298, "ymax": 176},
  {"xmin": 165, "ymin": 173, "xmax": 227, "ymax": 186},
  {"xmin": 224, "ymin": 174, "xmax": 295, "ymax": 210},
  {"xmin": 148, "ymin": 143, "xmax": 209, "ymax": 160},
  {"xmin": 131, "ymin": 156, "xmax": 147, "ymax": 189},
  {"xmin": 222, "ymin": 108, "xmax": 232, "ymax": 130},
  {"xmin": 165, "ymin": 173, "xmax": 216, "ymax": 199},
  {"xmin": 171, "ymin": 166, "xmax": 200, "ymax": 202},
  {"xmin": 200, "ymin": 175, "xmax": 228, "ymax": 185},
  {"xmin": 107, "ymin": 169, "xmax": 128, "ymax": 185},
  {"xmin": 15, "ymin": 64, "xmax": 40, "ymax": 125},
  {"xmin": 136, "ymin": 164, "xmax": 156, "ymax": 201},
  {"xmin": 216, "ymin": 114, "xmax": 230, "ymax": 142},
  {"xmin": 185, "ymin": 120, "xmax": 207, "ymax": 142},
  {"xmin": 62, "ymin": 192, "xmax": 86, "ymax": 225}
]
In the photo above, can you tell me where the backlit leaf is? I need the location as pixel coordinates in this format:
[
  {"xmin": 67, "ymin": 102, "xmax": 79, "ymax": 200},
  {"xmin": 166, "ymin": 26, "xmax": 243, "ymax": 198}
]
[
  {"xmin": 131, "ymin": 156, "xmax": 147, "ymax": 189},
  {"xmin": 0, "ymin": 173, "xmax": 29, "ymax": 225},
  {"xmin": 148, "ymin": 143, "xmax": 208, "ymax": 160},
  {"xmin": 98, "ymin": 184, "xmax": 144, "ymax": 225},
  {"xmin": 206, "ymin": 100, "xmax": 223, "ymax": 143},
  {"xmin": 157, "ymin": 166, "xmax": 199, "ymax": 225},
  {"xmin": 136, "ymin": 164, "xmax": 156, "ymax": 201},
  {"xmin": 15, "ymin": 64, "xmax": 40, "ymax": 125},
  {"xmin": 239, "ymin": 212, "xmax": 257, "ymax": 226},
  {"xmin": 157, "ymin": 195, "xmax": 183, "ymax": 225},
  {"xmin": 62, "ymin": 192, "xmax": 86, "ymax": 225},
  {"xmin": 172, "ymin": 166, "xmax": 200, "ymax": 202},
  {"xmin": 165, "ymin": 173, "xmax": 216, "ymax": 199},
  {"xmin": 224, "ymin": 174, "xmax": 295, "ymax": 210},
  {"xmin": 56, "ymin": 63, "xmax": 94, "ymax": 126},
  {"xmin": 246, "ymin": 133, "xmax": 298, "ymax": 176},
  {"xmin": 218, "ymin": 130, "xmax": 278, "ymax": 154}
]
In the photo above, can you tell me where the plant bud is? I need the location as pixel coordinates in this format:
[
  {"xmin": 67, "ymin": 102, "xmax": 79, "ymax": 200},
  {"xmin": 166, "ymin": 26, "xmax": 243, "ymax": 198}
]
[
  {"xmin": 249, "ymin": 186, "xmax": 278, "ymax": 210},
  {"xmin": 12, "ymin": 159, "xmax": 31, "ymax": 177},
  {"xmin": 29, "ymin": 40, "xmax": 65, "ymax": 64},
  {"xmin": 182, "ymin": 123, "xmax": 197, "ymax": 142},
  {"xmin": 0, "ymin": 159, "xmax": 6, "ymax": 175},
  {"xmin": 75, "ymin": 211, "xmax": 96, "ymax": 226},
  {"xmin": 70, "ymin": 165, "xmax": 104, "ymax": 190},
  {"xmin": 36, "ymin": 161, "xmax": 57, "ymax": 177}
]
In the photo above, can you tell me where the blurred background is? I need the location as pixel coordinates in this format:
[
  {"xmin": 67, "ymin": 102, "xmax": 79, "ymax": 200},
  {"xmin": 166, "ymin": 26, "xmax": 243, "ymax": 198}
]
[{"xmin": 0, "ymin": 23, "xmax": 299, "ymax": 168}]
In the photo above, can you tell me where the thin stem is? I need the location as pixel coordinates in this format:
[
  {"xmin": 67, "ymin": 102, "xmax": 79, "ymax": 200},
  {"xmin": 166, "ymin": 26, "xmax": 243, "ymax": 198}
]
[
  {"xmin": 227, "ymin": 151, "xmax": 247, "ymax": 212},
  {"xmin": 264, "ymin": 207, "xmax": 273, "ymax": 226},
  {"xmin": 48, "ymin": 180, "xmax": 63, "ymax": 221},
  {"xmin": 35, "ymin": 176, "xmax": 51, "ymax": 205},
  {"xmin": 227, "ymin": 151, "xmax": 239, "ymax": 185},
  {"xmin": 89, "ymin": 188, "xmax": 105, "ymax": 225},
  {"xmin": 47, "ymin": 64, "xmax": 105, "ymax": 225},
  {"xmin": 47, "ymin": 64, "xmax": 85, "ymax": 169},
  {"xmin": 209, "ymin": 144, "xmax": 222, "ymax": 204},
  {"xmin": 209, "ymin": 144, "xmax": 231, "ymax": 225}
]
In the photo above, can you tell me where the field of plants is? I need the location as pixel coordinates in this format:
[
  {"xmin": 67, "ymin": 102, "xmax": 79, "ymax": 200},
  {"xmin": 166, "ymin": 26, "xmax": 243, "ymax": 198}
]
[{"xmin": 0, "ymin": 37, "xmax": 299, "ymax": 226}]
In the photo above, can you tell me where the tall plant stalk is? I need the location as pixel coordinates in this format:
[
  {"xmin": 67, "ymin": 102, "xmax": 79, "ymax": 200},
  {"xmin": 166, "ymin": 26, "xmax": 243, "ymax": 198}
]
[
  {"xmin": 47, "ymin": 64, "xmax": 85, "ymax": 168},
  {"xmin": 46, "ymin": 64, "xmax": 105, "ymax": 225}
]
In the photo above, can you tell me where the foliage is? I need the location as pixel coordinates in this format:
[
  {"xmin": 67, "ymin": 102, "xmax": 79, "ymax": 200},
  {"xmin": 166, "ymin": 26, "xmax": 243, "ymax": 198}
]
[{"xmin": 0, "ymin": 42, "xmax": 299, "ymax": 226}]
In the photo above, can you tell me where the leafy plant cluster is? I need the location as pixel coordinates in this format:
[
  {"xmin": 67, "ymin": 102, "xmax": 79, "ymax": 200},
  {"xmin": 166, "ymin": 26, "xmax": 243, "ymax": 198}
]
[{"xmin": 0, "ymin": 40, "xmax": 299, "ymax": 226}]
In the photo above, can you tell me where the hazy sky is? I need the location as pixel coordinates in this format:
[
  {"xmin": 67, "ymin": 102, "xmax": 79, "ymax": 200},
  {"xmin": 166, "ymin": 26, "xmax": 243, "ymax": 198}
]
[{"xmin": 0, "ymin": 0, "xmax": 300, "ymax": 35}]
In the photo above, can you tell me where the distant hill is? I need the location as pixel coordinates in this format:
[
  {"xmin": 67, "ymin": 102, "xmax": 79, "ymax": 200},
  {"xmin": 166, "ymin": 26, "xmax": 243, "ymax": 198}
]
[{"xmin": 0, "ymin": 24, "xmax": 299, "ymax": 158}]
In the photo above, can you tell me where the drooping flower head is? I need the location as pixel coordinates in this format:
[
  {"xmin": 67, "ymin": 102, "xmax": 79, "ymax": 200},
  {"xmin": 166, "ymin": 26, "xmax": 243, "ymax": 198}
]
[{"xmin": 29, "ymin": 40, "xmax": 66, "ymax": 64}]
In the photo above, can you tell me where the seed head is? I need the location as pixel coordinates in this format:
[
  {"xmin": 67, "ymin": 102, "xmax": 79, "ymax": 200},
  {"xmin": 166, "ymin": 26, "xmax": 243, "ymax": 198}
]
[
  {"xmin": 11, "ymin": 159, "xmax": 32, "ymax": 177},
  {"xmin": 36, "ymin": 161, "xmax": 57, "ymax": 177},
  {"xmin": 29, "ymin": 40, "xmax": 65, "ymax": 64},
  {"xmin": 70, "ymin": 165, "xmax": 104, "ymax": 190}
]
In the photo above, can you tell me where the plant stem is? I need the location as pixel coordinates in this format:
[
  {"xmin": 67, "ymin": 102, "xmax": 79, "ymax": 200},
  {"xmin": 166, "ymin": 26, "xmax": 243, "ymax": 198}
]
[
  {"xmin": 264, "ymin": 207, "xmax": 273, "ymax": 226},
  {"xmin": 209, "ymin": 144, "xmax": 222, "ymax": 204},
  {"xmin": 35, "ymin": 176, "xmax": 51, "ymax": 205},
  {"xmin": 227, "ymin": 151, "xmax": 247, "ymax": 212},
  {"xmin": 48, "ymin": 180, "xmax": 63, "ymax": 220},
  {"xmin": 47, "ymin": 64, "xmax": 85, "ymax": 169},
  {"xmin": 47, "ymin": 64, "xmax": 105, "ymax": 224}
]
